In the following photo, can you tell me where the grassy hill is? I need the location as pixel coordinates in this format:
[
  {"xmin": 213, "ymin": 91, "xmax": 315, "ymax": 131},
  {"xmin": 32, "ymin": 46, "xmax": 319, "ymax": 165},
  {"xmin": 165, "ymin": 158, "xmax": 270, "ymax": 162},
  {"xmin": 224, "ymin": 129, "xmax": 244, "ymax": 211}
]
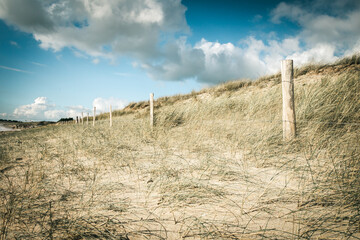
[{"xmin": 0, "ymin": 55, "xmax": 359, "ymax": 239}]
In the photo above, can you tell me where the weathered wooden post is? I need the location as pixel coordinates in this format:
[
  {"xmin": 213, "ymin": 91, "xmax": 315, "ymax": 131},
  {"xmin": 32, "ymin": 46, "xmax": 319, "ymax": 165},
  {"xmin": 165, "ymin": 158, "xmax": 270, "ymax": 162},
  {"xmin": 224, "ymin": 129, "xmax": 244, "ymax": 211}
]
[
  {"xmin": 109, "ymin": 105, "xmax": 112, "ymax": 127},
  {"xmin": 93, "ymin": 107, "xmax": 96, "ymax": 126},
  {"xmin": 76, "ymin": 116, "xmax": 79, "ymax": 124},
  {"xmin": 87, "ymin": 113, "xmax": 89, "ymax": 125},
  {"xmin": 150, "ymin": 93, "xmax": 154, "ymax": 127},
  {"xmin": 81, "ymin": 112, "xmax": 84, "ymax": 125},
  {"xmin": 281, "ymin": 59, "xmax": 296, "ymax": 140}
]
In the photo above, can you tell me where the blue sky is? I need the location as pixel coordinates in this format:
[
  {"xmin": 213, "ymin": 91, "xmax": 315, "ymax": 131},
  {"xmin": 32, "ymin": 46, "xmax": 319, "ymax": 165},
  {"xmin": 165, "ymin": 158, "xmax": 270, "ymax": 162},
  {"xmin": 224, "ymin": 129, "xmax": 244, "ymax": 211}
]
[{"xmin": 0, "ymin": 0, "xmax": 359, "ymax": 121}]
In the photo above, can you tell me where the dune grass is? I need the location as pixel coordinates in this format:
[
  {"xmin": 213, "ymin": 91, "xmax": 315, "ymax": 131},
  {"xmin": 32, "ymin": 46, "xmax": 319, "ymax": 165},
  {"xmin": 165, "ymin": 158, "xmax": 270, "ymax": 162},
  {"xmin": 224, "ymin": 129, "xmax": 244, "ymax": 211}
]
[{"xmin": 0, "ymin": 58, "xmax": 359, "ymax": 239}]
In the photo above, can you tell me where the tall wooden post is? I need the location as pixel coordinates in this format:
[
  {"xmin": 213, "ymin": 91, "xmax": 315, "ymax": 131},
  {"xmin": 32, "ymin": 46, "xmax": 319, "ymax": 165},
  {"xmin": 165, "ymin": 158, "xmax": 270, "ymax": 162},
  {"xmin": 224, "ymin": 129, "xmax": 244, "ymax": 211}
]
[
  {"xmin": 76, "ymin": 116, "xmax": 79, "ymax": 124},
  {"xmin": 150, "ymin": 93, "xmax": 154, "ymax": 127},
  {"xmin": 281, "ymin": 59, "xmax": 296, "ymax": 140},
  {"xmin": 87, "ymin": 113, "xmax": 89, "ymax": 125},
  {"xmin": 93, "ymin": 107, "xmax": 96, "ymax": 126},
  {"xmin": 109, "ymin": 105, "xmax": 112, "ymax": 127},
  {"xmin": 81, "ymin": 112, "xmax": 84, "ymax": 125}
]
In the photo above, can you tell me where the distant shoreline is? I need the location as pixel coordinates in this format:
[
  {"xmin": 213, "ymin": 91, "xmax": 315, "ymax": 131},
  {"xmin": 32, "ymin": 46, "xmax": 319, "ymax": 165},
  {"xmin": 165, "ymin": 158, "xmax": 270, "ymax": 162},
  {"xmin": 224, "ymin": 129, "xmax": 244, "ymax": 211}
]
[{"xmin": 0, "ymin": 120, "xmax": 56, "ymax": 132}]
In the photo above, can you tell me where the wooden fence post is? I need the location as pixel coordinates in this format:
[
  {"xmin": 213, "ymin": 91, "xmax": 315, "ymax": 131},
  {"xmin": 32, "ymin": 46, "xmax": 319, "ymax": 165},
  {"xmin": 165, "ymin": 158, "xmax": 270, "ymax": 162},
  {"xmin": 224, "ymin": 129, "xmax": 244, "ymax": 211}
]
[
  {"xmin": 281, "ymin": 59, "xmax": 296, "ymax": 140},
  {"xmin": 87, "ymin": 113, "xmax": 89, "ymax": 125},
  {"xmin": 76, "ymin": 116, "xmax": 79, "ymax": 124},
  {"xmin": 93, "ymin": 107, "xmax": 96, "ymax": 126},
  {"xmin": 81, "ymin": 112, "xmax": 84, "ymax": 125},
  {"xmin": 109, "ymin": 105, "xmax": 112, "ymax": 127},
  {"xmin": 150, "ymin": 93, "xmax": 154, "ymax": 127}
]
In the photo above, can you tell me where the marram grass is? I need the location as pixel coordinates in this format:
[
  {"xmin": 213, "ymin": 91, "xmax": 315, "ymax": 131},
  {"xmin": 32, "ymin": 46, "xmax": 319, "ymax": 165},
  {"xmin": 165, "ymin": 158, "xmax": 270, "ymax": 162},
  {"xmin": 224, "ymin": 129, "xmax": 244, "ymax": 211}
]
[{"xmin": 0, "ymin": 58, "xmax": 359, "ymax": 239}]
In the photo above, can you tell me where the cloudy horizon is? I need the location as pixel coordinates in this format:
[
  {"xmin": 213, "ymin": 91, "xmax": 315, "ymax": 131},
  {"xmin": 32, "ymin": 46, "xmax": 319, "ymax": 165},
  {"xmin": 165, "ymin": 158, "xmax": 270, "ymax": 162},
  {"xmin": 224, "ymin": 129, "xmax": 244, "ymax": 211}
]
[{"xmin": 1, "ymin": 0, "xmax": 359, "ymax": 121}]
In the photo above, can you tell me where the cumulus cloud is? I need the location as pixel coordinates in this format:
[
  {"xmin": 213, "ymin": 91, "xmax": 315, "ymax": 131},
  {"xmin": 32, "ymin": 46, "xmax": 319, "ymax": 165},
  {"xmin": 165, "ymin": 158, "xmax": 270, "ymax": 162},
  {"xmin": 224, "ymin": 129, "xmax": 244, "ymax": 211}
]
[
  {"xmin": 143, "ymin": 37, "xmax": 205, "ymax": 81},
  {"xmin": 143, "ymin": 36, "xmax": 284, "ymax": 83},
  {"xmin": 287, "ymin": 43, "xmax": 338, "ymax": 65},
  {"xmin": 12, "ymin": 97, "xmax": 90, "ymax": 121},
  {"xmin": 195, "ymin": 39, "xmax": 266, "ymax": 82},
  {"xmin": 145, "ymin": 0, "xmax": 360, "ymax": 83},
  {"xmin": 92, "ymin": 97, "xmax": 128, "ymax": 113},
  {"xmin": 141, "ymin": 35, "xmax": 338, "ymax": 83},
  {"xmin": 43, "ymin": 109, "xmax": 65, "ymax": 120},
  {"xmin": 0, "ymin": 0, "xmax": 188, "ymax": 60},
  {"xmin": 14, "ymin": 97, "xmax": 52, "ymax": 119},
  {"xmin": 271, "ymin": 0, "xmax": 360, "ymax": 54}
]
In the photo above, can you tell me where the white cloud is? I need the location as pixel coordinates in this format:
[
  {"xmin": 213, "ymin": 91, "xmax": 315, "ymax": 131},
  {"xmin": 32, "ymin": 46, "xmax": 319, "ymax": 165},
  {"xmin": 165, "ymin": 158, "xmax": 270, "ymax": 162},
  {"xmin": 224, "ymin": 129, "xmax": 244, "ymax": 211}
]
[
  {"xmin": 287, "ymin": 43, "xmax": 338, "ymax": 65},
  {"xmin": 140, "ymin": 36, "xmax": 310, "ymax": 83},
  {"xmin": 141, "ymin": 0, "xmax": 360, "ymax": 83},
  {"xmin": 13, "ymin": 97, "xmax": 50, "ymax": 119},
  {"xmin": 44, "ymin": 109, "xmax": 65, "ymax": 119},
  {"xmin": 92, "ymin": 97, "xmax": 127, "ymax": 113},
  {"xmin": 0, "ymin": 113, "xmax": 7, "ymax": 117},
  {"xmin": 271, "ymin": 2, "xmax": 306, "ymax": 24},
  {"xmin": 195, "ymin": 38, "xmax": 266, "ymax": 82},
  {"xmin": 143, "ymin": 37, "xmax": 205, "ymax": 81},
  {"xmin": 0, "ymin": 0, "xmax": 188, "ymax": 60},
  {"xmin": 12, "ymin": 97, "xmax": 89, "ymax": 121},
  {"xmin": 271, "ymin": 1, "xmax": 360, "ymax": 53}
]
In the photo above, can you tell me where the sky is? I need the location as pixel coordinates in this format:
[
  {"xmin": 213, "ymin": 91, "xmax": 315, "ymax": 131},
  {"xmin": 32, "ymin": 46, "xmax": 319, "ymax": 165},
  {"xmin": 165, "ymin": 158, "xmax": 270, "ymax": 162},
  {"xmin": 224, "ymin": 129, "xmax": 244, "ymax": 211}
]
[{"xmin": 0, "ymin": 0, "xmax": 359, "ymax": 121}]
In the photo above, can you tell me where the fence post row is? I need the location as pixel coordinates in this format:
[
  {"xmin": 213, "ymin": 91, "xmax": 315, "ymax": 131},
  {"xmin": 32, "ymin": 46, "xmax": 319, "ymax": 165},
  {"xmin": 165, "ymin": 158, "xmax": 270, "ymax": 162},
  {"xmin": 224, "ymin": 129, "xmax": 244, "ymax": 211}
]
[
  {"xmin": 281, "ymin": 59, "xmax": 296, "ymax": 140},
  {"xmin": 93, "ymin": 107, "xmax": 96, "ymax": 126},
  {"xmin": 110, "ymin": 105, "xmax": 112, "ymax": 127},
  {"xmin": 73, "ymin": 63, "xmax": 296, "ymax": 137},
  {"xmin": 150, "ymin": 93, "xmax": 154, "ymax": 127}
]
